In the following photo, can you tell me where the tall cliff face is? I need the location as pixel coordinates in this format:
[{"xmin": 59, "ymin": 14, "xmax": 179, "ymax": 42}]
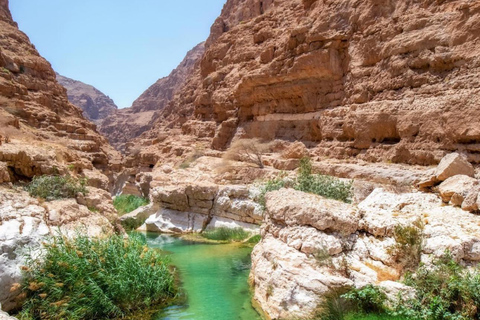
[
  {"xmin": 139, "ymin": 0, "xmax": 480, "ymax": 166},
  {"xmin": 0, "ymin": 0, "xmax": 121, "ymax": 186},
  {"xmin": 56, "ymin": 73, "xmax": 118, "ymax": 123},
  {"xmin": 99, "ymin": 42, "xmax": 205, "ymax": 152}
]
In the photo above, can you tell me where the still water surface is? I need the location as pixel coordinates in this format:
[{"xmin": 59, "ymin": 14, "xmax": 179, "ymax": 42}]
[{"xmin": 142, "ymin": 233, "xmax": 262, "ymax": 320}]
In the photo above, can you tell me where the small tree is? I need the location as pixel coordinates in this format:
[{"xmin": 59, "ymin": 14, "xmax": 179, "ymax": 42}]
[{"xmin": 223, "ymin": 138, "xmax": 271, "ymax": 168}]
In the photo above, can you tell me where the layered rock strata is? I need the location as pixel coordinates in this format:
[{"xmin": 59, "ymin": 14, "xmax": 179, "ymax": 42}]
[
  {"xmin": 132, "ymin": 0, "xmax": 480, "ymax": 167},
  {"xmin": 123, "ymin": 182, "xmax": 262, "ymax": 233}
]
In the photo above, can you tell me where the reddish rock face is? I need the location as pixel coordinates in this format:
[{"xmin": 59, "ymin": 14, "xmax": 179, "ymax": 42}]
[
  {"xmin": 140, "ymin": 0, "xmax": 480, "ymax": 166},
  {"xmin": 0, "ymin": 0, "xmax": 121, "ymax": 184}
]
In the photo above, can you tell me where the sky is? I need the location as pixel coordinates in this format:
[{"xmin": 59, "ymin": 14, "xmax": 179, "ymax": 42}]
[{"xmin": 9, "ymin": 0, "xmax": 226, "ymax": 108}]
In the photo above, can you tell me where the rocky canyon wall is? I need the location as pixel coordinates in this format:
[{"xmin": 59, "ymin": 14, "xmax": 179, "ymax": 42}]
[
  {"xmin": 138, "ymin": 0, "xmax": 480, "ymax": 166},
  {"xmin": 0, "ymin": 0, "xmax": 122, "ymax": 186}
]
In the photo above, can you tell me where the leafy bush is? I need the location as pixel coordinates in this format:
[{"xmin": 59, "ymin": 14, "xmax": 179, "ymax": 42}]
[
  {"xmin": 257, "ymin": 176, "xmax": 288, "ymax": 209},
  {"xmin": 342, "ymin": 285, "xmax": 388, "ymax": 314},
  {"xmin": 388, "ymin": 222, "xmax": 424, "ymax": 271},
  {"xmin": 344, "ymin": 314, "xmax": 409, "ymax": 320},
  {"xmin": 17, "ymin": 233, "xmax": 175, "ymax": 320},
  {"xmin": 113, "ymin": 194, "xmax": 149, "ymax": 216},
  {"xmin": 295, "ymin": 157, "xmax": 353, "ymax": 203},
  {"xmin": 316, "ymin": 289, "xmax": 408, "ymax": 320},
  {"xmin": 201, "ymin": 227, "xmax": 250, "ymax": 241},
  {"xmin": 398, "ymin": 252, "xmax": 480, "ymax": 320},
  {"xmin": 316, "ymin": 291, "xmax": 349, "ymax": 320},
  {"xmin": 26, "ymin": 175, "xmax": 87, "ymax": 201},
  {"xmin": 256, "ymin": 158, "xmax": 353, "ymax": 210},
  {"xmin": 320, "ymin": 252, "xmax": 480, "ymax": 320}
]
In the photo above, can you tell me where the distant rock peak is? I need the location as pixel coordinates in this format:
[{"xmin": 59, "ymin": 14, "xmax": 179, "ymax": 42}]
[{"xmin": 56, "ymin": 73, "xmax": 118, "ymax": 123}]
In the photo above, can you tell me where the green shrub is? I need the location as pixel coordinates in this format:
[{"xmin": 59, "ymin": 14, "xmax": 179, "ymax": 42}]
[
  {"xmin": 342, "ymin": 285, "xmax": 388, "ymax": 314},
  {"xmin": 344, "ymin": 314, "xmax": 409, "ymax": 320},
  {"xmin": 26, "ymin": 175, "xmax": 87, "ymax": 201},
  {"xmin": 316, "ymin": 290, "xmax": 408, "ymax": 320},
  {"xmin": 314, "ymin": 247, "xmax": 334, "ymax": 268},
  {"xmin": 113, "ymin": 194, "xmax": 149, "ymax": 216},
  {"xmin": 316, "ymin": 291, "xmax": 349, "ymax": 320},
  {"xmin": 18, "ymin": 233, "xmax": 175, "ymax": 320},
  {"xmin": 256, "ymin": 158, "xmax": 353, "ymax": 210},
  {"xmin": 388, "ymin": 222, "xmax": 424, "ymax": 271},
  {"xmin": 257, "ymin": 176, "xmax": 288, "ymax": 209},
  {"xmin": 398, "ymin": 252, "xmax": 480, "ymax": 320},
  {"xmin": 295, "ymin": 157, "xmax": 353, "ymax": 203},
  {"xmin": 201, "ymin": 227, "xmax": 250, "ymax": 241}
]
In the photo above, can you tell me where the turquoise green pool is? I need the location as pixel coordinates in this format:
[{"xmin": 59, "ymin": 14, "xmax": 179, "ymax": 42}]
[{"xmin": 142, "ymin": 233, "xmax": 262, "ymax": 320}]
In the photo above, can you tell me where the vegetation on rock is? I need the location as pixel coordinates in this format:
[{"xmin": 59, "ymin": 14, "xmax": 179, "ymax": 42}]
[
  {"xmin": 318, "ymin": 252, "xmax": 480, "ymax": 320},
  {"xmin": 17, "ymin": 233, "xmax": 175, "ymax": 320},
  {"xmin": 257, "ymin": 157, "xmax": 353, "ymax": 209},
  {"xmin": 113, "ymin": 194, "xmax": 149, "ymax": 216},
  {"xmin": 201, "ymin": 227, "xmax": 250, "ymax": 242},
  {"xmin": 25, "ymin": 175, "xmax": 87, "ymax": 201},
  {"xmin": 295, "ymin": 158, "xmax": 353, "ymax": 203},
  {"xmin": 387, "ymin": 222, "xmax": 424, "ymax": 272}
]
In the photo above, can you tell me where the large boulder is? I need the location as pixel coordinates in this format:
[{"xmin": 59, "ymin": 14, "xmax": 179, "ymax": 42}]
[
  {"xmin": 438, "ymin": 175, "xmax": 478, "ymax": 204},
  {"xmin": 435, "ymin": 153, "xmax": 475, "ymax": 182},
  {"xmin": 281, "ymin": 141, "xmax": 308, "ymax": 159},
  {"xmin": 265, "ymin": 189, "xmax": 360, "ymax": 234},
  {"xmin": 143, "ymin": 208, "xmax": 208, "ymax": 233},
  {"xmin": 461, "ymin": 187, "xmax": 480, "ymax": 212},
  {"xmin": 0, "ymin": 310, "xmax": 17, "ymax": 319}
]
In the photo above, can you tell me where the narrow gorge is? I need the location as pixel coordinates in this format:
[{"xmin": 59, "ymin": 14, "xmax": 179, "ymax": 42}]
[{"xmin": 1, "ymin": 0, "xmax": 480, "ymax": 319}]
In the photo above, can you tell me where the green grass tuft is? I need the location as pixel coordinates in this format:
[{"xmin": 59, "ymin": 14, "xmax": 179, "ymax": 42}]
[
  {"xmin": 246, "ymin": 234, "xmax": 262, "ymax": 244},
  {"xmin": 201, "ymin": 227, "xmax": 250, "ymax": 242},
  {"xmin": 294, "ymin": 157, "xmax": 353, "ymax": 203},
  {"xmin": 25, "ymin": 175, "xmax": 87, "ymax": 201},
  {"xmin": 17, "ymin": 233, "xmax": 175, "ymax": 320},
  {"xmin": 113, "ymin": 194, "xmax": 149, "ymax": 216}
]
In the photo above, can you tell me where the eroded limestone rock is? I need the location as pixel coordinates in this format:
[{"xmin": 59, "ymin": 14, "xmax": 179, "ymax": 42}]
[
  {"xmin": 435, "ymin": 153, "xmax": 475, "ymax": 182},
  {"xmin": 251, "ymin": 188, "xmax": 480, "ymax": 319}
]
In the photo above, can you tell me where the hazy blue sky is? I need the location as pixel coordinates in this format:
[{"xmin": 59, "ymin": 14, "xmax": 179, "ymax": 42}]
[{"xmin": 10, "ymin": 1, "xmax": 225, "ymax": 108}]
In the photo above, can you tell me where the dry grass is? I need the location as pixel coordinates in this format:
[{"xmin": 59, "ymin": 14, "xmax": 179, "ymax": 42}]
[
  {"xmin": 364, "ymin": 261, "xmax": 400, "ymax": 282},
  {"xmin": 223, "ymin": 138, "xmax": 272, "ymax": 168}
]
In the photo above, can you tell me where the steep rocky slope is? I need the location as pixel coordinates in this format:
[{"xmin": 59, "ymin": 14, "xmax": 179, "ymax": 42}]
[
  {"xmin": 56, "ymin": 73, "xmax": 118, "ymax": 124},
  {"xmin": 133, "ymin": 0, "xmax": 480, "ymax": 167},
  {"xmin": 0, "ymin": 0, "xmax": 122, "ymax": 184},
  {"xmin": 0, "ymin": 0, "xmax": 122, "ymax": 312},
  {"xmin": 99, "ymin": 42, "xmax": 205, "ymax": 152}
]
